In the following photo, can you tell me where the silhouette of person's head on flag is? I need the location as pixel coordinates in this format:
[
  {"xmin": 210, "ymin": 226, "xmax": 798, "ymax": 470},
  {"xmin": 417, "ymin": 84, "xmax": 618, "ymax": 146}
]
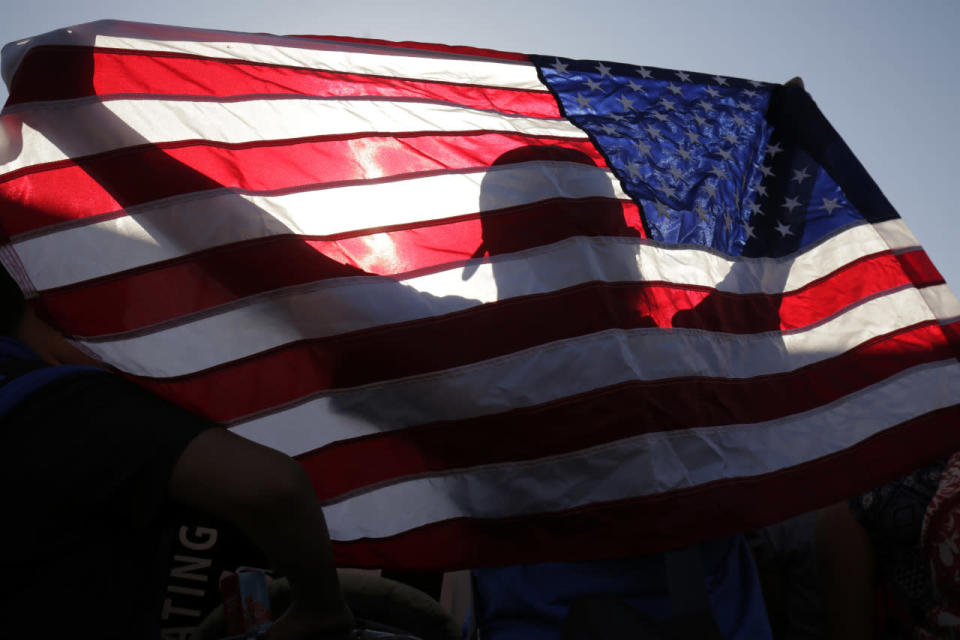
[{"xmin": 466, "ymin": 145, "xmax": 642, "ymax": 281}]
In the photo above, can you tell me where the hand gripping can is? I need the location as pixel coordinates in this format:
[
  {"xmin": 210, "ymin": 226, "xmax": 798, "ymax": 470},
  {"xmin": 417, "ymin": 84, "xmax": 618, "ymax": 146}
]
[
  {"xmin": 219, "ymin": 566, "xmax": 273, "ymax": 636},
  {"xmin": 237, "ymin": 567, "xmax": 273, "ymax": 635}
]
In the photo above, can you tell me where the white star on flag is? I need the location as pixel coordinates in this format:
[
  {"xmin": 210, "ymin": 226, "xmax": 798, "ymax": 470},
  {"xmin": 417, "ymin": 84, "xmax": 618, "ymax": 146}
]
[
  {"xmin": 695, "ymin": 203, "xmax": 710, "ymax": 221},
  {"xmin": 782, "ymin": 196, "xmax": 802, "ymax": 213},
  {"xmin": 820, "ymin": 198, "xmax": 842, "ymax": 214},
  {"xmin": 775, "ymin": 220, "xmax": 794, "ymax": 237},
  {"xmin": 617, "ymin": 94, "xmax": 635, "ymax": 111},
  {"xmin": 634, "ymin": 140, "xmax": 653, "ymax": 157},
  {"xmin": 792, "ymin": 167, "xmax": 812, "ymax": 184}
]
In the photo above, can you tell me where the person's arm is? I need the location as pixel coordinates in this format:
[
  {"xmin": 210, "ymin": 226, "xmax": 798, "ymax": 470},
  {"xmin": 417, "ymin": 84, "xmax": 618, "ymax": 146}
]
[
  {"xmin": 14, "ymin": 304, "xmax": 107, "ymax": 368},
  {"xmin": 168, "ymin": 427, "xmax": 355, "ymax": 640},
  {"xmin": 816, "ymin": 502, "xmax": 875, "ymax": 640}
]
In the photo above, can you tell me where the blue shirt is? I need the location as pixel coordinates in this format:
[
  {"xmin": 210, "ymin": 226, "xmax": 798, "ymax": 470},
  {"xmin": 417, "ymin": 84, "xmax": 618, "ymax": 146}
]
[{"xmin": 472, "ymin": 535, "xmax": 771, "ymax": 640}]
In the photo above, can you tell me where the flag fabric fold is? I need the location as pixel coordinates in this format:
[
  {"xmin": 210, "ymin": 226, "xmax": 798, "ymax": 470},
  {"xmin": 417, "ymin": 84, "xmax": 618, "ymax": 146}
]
[{"xmin": 2, "ymin": 20, "xmax": 959, "ymax": 570}]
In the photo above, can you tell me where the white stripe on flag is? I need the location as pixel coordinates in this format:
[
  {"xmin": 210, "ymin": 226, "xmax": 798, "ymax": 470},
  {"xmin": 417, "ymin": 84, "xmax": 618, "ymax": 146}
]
[
  {"xmin": 89, "ymin": 35, "xmax": 545, "ymax": 90},
  {"xmin": 2, "ymin": 97, "xmax": 580, "ymax": 175},
  {"xmin": 228, "ymin": 285, "xmax": 936, "ymax": 456},
  {"xmin": 1, "ymin": 21, "xmax": 544, "ymax": 96},
  {"xmin": 76, "ymin": 222, "xmax": 891, "ymax": 376},
  {"xmin": 320, "ymin": 360, "xmax": 960, "ymax": 541},
  {"xmin": 874, "ymin": 218, "xmax": 921, "ymax": 252},
  {"xmin": 921, "ymin": 283, "xmax": 960, "ymax": 324},
  {"xmin": 16, "ymin": 161, "xmax": 622, "ymax": 290}
]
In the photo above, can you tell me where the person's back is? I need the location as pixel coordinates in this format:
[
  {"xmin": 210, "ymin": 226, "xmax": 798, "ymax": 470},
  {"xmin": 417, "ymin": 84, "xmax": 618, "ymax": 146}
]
[
  {"xmin": 0, "ymin": 335, "xmax": 213, "ymax": 635},
  {"xmin": 0, "ymin": 265, "xmax": 356, "ymax": 638}
]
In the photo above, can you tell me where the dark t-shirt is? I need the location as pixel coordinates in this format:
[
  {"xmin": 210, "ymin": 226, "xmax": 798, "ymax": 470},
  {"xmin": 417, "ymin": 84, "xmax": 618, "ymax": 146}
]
[{"xmin": 0, "ymin": 351, "xmax": 214, "ymax": 637}]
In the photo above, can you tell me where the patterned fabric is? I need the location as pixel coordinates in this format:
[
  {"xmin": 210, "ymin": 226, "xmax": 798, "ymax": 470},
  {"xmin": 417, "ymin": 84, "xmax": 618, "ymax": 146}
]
[
  {"xmin": 917, "ymin": 452, "xmax": 960, "ymax": 639},
  {"xmin": 850, "ymin": 460, "xmax": 946, "ymax": 635}
]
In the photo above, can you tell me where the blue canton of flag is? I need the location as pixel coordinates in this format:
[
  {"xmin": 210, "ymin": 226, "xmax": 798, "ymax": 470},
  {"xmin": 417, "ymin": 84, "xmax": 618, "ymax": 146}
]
[{"xmin": 532, "ymin": 56, "xmax": 871, "ymax": 258}]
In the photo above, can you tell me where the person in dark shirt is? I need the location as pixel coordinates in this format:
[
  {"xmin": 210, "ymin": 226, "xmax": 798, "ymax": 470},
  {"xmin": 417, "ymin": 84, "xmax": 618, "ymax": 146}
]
[{"xmin": 0, "ymin": 265, "xmax": 354, "ymax": 639}]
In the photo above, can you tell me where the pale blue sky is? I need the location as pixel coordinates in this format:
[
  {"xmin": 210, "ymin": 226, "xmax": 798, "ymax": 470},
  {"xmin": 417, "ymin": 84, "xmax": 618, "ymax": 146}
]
[{"xmin": 2, "ymin": 0, "xmax": 958, "ymax": 289}]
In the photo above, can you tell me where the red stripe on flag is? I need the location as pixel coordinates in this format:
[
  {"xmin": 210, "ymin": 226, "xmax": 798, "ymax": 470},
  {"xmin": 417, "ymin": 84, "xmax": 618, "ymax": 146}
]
[
  {"xmin": 6, "ymin": 47, "xmax": 555, "ymax": 113},
  {"xmin": 47, "ymin": 244, "xmax": 903, "ymax": 341},
  {"xmin": 709, "ymin": 251, "xmax": 914, "ymax": 332},
  {"xmin": 294, "ymin": 321, "xmax": 952, "ymax": 498},
  {"xmin": 2, "ymin": 133, "xmax": 598, "ymax": 237},
  {"xmin": 939, "ymin": 318, "xmax": 960, "ymax": 360},
  {"xmin": 127, "ymin": 259, "xmax": 922, "ymax": 424},
  {"xmin": 330, "ymin": 403, "xmax": 960, "ymax": 570},
  {"xmin": 896, "ymin": 249, "xmax": 945, "ymax": 288},
  {"xmin": 41, "ymin": 199, "xmax": 643, "ymax": 336}
]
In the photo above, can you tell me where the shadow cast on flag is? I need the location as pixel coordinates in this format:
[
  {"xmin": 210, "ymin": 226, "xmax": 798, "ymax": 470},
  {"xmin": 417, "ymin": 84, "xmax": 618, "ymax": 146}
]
[{"xmin": 2, "ymin": 20, "xmax": 960, "ymax": 570}]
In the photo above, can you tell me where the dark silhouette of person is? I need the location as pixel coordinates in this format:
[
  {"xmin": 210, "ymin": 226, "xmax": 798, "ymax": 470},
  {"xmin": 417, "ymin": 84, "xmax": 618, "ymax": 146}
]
[{"xmin": 1, "ymin": 30, "xmax": 361, "ymax": 640}]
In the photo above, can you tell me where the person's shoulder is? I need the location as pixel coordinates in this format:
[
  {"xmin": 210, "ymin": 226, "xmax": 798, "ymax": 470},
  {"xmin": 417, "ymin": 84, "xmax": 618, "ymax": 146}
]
[{"xmin": 0, "ymin": 336, "xmax": 113, "ymax": 419}]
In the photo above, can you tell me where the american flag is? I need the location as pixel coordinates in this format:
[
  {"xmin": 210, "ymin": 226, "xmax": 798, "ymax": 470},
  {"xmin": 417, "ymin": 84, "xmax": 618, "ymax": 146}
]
[{"xmin": 2, "ymin": 20, "xmax": 959, "ymax": 570}]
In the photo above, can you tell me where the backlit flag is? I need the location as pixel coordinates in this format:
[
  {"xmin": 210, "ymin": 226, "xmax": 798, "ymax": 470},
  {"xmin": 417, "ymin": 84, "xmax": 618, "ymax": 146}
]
[{"xmin": 2, "ymin": 20, "xmax": 960, "ymax": 569}]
